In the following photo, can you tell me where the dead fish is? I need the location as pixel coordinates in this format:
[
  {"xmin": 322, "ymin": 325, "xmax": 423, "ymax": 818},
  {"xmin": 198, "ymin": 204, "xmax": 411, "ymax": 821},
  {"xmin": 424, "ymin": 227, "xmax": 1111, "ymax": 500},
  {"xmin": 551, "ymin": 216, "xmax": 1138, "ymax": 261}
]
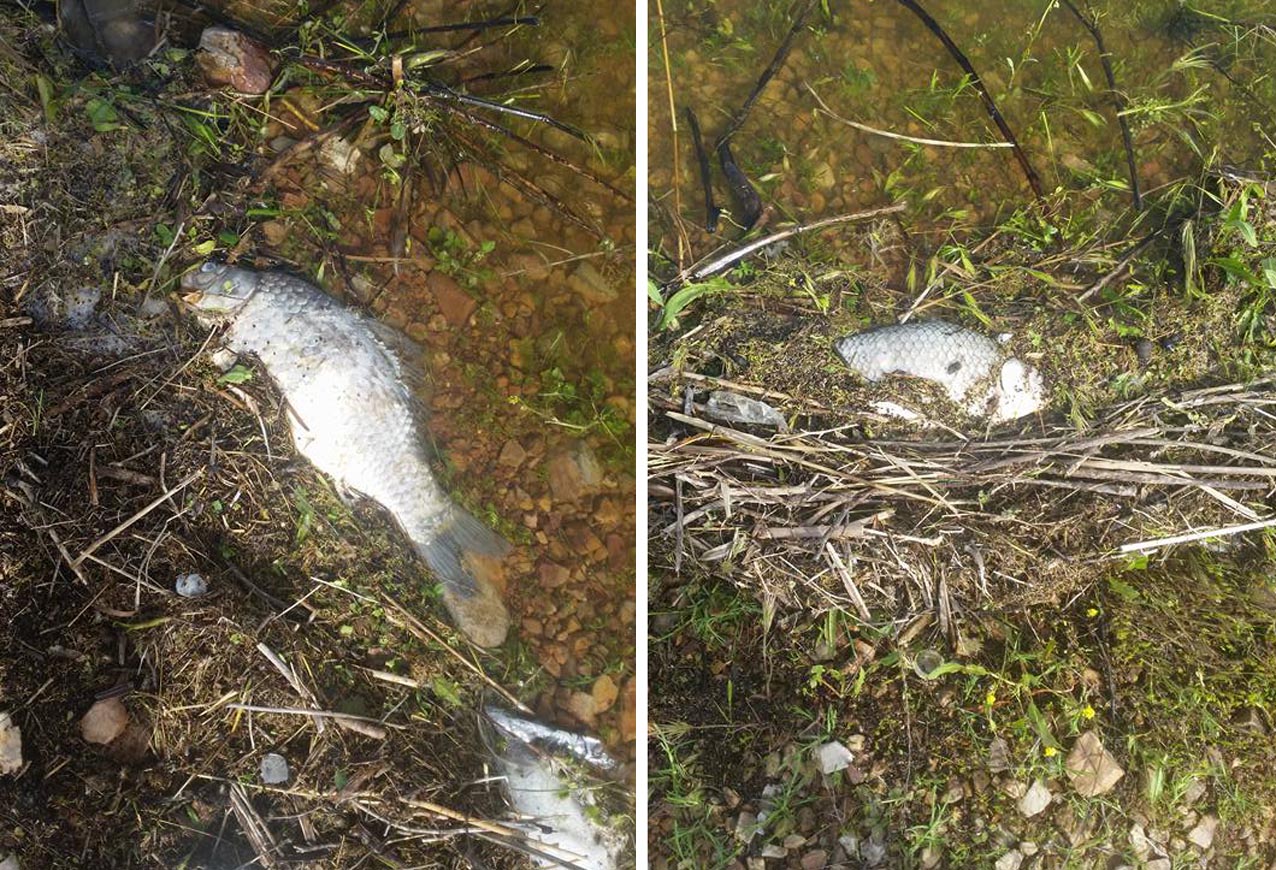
[
  {"xmin": 833, "ymin": 319, "xmax": 1044, "ymax": 422},
  {"xmin": 180, "ymin": 261, "xmax": 512, "ymax": 646},
  {"xmin": 486, "ymin": 705, "xmax": 631, "ymax": 869}
]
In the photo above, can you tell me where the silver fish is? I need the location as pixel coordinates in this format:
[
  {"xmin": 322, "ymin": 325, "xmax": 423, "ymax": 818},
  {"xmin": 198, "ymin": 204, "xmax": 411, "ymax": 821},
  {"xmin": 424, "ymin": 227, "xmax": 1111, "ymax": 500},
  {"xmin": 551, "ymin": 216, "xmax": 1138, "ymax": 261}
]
[
  {"xmin": 833, "ymin": 319, "xmax": 1044, "ymax": 422},
  {"xmin": 485, "ymin": 705, "xmax": 632, "ymax": 870},
  {"xmin": 180, "ymin": 261, "xmax": 511, "ymax": 646}
]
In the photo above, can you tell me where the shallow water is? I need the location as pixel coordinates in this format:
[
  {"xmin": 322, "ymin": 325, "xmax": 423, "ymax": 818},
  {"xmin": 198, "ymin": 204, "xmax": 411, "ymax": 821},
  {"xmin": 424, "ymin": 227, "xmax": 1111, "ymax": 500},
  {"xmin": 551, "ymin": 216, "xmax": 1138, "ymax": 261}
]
[{"xmin": 651, "ymin": 0, "xmax": 1276, "ymax": 268}]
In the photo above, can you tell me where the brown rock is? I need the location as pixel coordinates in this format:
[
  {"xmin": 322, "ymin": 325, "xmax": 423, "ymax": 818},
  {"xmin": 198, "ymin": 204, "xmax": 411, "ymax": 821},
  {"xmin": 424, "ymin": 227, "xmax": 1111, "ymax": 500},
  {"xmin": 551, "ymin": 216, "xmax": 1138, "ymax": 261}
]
[
  {"xmin": 81, "ymin": 697, "xmax": 130, "ymax": 745},
  {"xmin": 260, "ymin": 220, "xmax": 288, "ymax": 247},
  {"xmin": 538, "ymin": 560, "xmax": 571, "ymax": 588},
  {"xmin": 592, "ymin": 674, "xmax": 619, "ymax": 712},
  {"xmin": 197, "ymin": 27, "xmax": 274, "ymax": 94},
  {"xmin": 618, "ymin": 678, "xmax": 636, "ymax": 742},
  {"xmin": 428, "ymin": 272, "xmax": 477, "ymax": 327},
  {"xmin": 565, "ymin": 691, "xmax": 596, "ymax": 726},
  {"xmin": 0, "ymin": 712, "xmax": 21, "ymax": 774},
  {"xmin": 800, "ymin": 850, "xmax": 829, "ymax": 870},
  {"xmin": 498, "ymin": 439, "xmax": 527, "ymax": 468},
  {"xmin": 1065, "ymin": 730, "xmax": 1125, "ymax": 797},
  {"xmin": 547, "ymin": 442, "xmax": 603, "ymax": 503}
]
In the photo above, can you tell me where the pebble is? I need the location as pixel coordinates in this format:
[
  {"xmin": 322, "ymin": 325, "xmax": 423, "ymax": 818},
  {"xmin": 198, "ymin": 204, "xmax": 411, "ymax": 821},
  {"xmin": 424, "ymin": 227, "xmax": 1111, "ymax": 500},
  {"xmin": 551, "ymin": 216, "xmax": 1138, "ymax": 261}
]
[
  {"xmin": 1187, "ymin": 814, "xmax": 1217, "ymax": 850},
  {"xmin": 0, "ymin": 713, "xmax": 21, "ymax": 774},
  {"xmin": 427, "ymin": 271, "xmax": 477, "ymax": 327},
  {"xmin": 800, "ymin": 849, "xmax": 828, "ymax": 869},
  {"xmin": 81, "ymin": 697, "xmax": 129, "ymax": 745},
  {"xmin": 994, "ymin": 850, "xmax": 1023, "ymax": 870},
  {"xmin": 537, "ymin": 561, "xmax": 571, "ymax": 588},
  {"xmin": 1065, "ymin": 730, "xmax": 1125, "ymax": 796},
  {"xmin": 197, "ymin": 26, "xmax": 274, "ymax": 94},
  {"xmin": 816, "ymin": 741, "xmax": 854, "ymax": 774},
  {"xmin": 1016, "ymin": 779, "xmax": 1052, "ymax": 817},
  {"xmin": 498, "ymin": 439, "xmax": 527, "ymax": 468},
  {"xmin": 547, "ymin": 443, "xmax": 604, "ymax": 503},
  {"xmin": 591, "ymin": 675, "xmax": 619, "ymax": 712},
  {"xmin": 735, "ymin": 811, "xmax": 759, "ymax": 842},
  {"xmin": 259, "ymin": 753, "xmax": 290, "ymax": 784},
  {"xmin": 175, "ymin": 573, "xmax": 207, "ymax": 598},
  {"xmin": 0, "ymin": 854, "xmax": 19, "ymax": 870},
  {"xmin": 565, "ymin": 262, "xmax": 618, "ymax": 304}
]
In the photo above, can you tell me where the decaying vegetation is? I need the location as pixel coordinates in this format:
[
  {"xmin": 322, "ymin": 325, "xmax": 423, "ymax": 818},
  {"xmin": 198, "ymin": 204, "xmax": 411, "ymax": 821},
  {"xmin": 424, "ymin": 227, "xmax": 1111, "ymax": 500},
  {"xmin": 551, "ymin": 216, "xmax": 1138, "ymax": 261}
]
[
  {"xmin": 1, "ymin": 0, "xmax": 635, "ymax": 867},
  {"xmin": 650, "ymin": 0, "xmax": 1276, "ymax": 866}
]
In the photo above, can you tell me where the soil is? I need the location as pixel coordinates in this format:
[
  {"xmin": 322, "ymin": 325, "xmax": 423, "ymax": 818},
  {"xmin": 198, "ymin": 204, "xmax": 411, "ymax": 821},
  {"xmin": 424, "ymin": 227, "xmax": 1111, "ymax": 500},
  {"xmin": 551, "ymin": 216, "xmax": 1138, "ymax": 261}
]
[
  {"xmin": 649, "ymin": 1, "xmax": 1276, "ymax": 868},
  {"xmin": 0, "ymin": 1, "xmax": 634, "ymax": 867}
]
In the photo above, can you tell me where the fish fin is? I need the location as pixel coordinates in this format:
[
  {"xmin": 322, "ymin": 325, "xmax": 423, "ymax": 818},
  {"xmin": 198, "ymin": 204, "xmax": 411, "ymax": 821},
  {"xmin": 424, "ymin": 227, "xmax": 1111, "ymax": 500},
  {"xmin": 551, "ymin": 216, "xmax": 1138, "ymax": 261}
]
[
  {"xmin": 365, "ymin": 317, "xmax": 429, "ymax": 391},
  {"xmin": 416, "ymin": 507, "xmax": 512, "ymax": 647},
  {"xmin": 415, "ymin": 506, "xmax": 512, "ymax": 598}
]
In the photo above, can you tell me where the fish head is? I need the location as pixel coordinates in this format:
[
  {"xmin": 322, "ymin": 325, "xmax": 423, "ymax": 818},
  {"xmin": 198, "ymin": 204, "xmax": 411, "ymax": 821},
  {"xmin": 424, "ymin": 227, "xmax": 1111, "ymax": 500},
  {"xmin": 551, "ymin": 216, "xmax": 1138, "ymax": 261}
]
[
  {"xmin": 179, "ymin": 261, "xmax": 258, "ymax": 318},
  {"xmin": 992, "ymin": 357, "xmax": 1045, "ymax": 421}
]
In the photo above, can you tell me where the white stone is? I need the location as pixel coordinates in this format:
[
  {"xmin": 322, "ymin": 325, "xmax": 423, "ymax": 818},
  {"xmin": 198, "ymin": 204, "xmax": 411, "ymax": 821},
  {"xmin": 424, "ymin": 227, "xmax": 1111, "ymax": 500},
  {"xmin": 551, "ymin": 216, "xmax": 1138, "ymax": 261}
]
[
  {"xmin": 175, "ymin": 573, "xmax": 208, "ymax": 597},
  {"xmin": 817, "ymin": 741, "xmax": 855, "ymax": 774},
  {"xmin": 0, "ymin": 713, "xmax": 21, "ymax": 774},
  {"xmin": 259, "ymin": 752, "xmax": 290, "ymax": 784},
  {"xmin": 1066, "ymin": 730, "xmax": 1125, "ymax": 796},
  {"xmin": 994, "ymin": 850, "xmax": 1023, "ymax": 870},
  {"xmin": 1016, "ymin": 779, "xmax": 1052, "ymax": 817},
  {"xmin": 1187, "ymin": 814, "xmax": 1217, "ymax": 850},
  {"xmin": 81, "ymin": 697, "xmax": 129, "ymax": 745}
]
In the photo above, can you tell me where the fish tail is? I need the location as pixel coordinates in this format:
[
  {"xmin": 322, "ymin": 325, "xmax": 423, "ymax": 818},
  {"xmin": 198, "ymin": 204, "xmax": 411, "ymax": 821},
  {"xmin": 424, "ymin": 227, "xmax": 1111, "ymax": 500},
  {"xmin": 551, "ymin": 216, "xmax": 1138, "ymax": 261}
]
[{"xmin": 414, "ymin": 506, "xmax": 511, "ymax": 598}]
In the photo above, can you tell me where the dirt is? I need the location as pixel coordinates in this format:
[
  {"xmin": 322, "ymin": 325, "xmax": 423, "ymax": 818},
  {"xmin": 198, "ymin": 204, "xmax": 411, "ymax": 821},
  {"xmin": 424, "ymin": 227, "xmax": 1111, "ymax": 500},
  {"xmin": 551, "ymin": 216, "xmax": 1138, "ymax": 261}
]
[
  {"xmin": 0, "ymin": 1, "xmax": 634, "ymax": 866},
  {"xmin": 648, "ymin": 2, "xmax": 1276, "ymax": 866}
]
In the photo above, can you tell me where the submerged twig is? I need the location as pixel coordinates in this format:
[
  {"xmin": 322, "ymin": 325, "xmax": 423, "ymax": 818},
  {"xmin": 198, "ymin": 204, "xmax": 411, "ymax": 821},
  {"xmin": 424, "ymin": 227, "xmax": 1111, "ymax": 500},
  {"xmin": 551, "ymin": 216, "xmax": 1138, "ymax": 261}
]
[
  {"xmin": 892, "ymin": 0, "xmax": 1045, "ymax": 200},
  {"xmin": 805, "ymin": 83, "xmax": 1014, "ymax": 149},
  {"xmin": 685, "ymin": 107, "xmax": 719, "ymax": 232},
  {"xmin": 680, "ymin": 203, "xmax": 907, "ymax": 282},
  {"xmin": 714, "ymin": 0, "xmax": 816, "ymax": 148},
  {"xmin": 1061, "ymin": 0, "xmax": 1142, "ymax": 211}
]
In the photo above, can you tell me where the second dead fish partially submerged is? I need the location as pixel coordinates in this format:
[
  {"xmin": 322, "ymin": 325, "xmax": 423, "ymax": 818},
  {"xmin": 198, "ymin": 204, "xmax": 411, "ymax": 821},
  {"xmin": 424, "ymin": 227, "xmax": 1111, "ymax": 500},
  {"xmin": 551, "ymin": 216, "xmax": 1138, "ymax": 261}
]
[
  {"xmin": 834, "ymin": 319, "xmax": 1044, "ymax": 423},
  {"xmin": 180, "ymin": 261, "xmax": 512, "ymax": 646},
  {"xmin": 486, "ymin": 705, "xmax": 631, "ymax": 869}
]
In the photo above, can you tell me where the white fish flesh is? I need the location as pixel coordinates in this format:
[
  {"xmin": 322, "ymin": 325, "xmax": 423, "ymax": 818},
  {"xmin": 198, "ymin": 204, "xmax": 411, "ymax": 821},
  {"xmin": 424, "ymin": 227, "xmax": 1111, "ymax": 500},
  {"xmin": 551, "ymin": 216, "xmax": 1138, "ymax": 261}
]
[
  {"xmin": 486, "ymin": 705, "xmax": 631, "ymax": 870},
  {"xmin": 833, "ymin": 319, "xmax": 1043, "ymax": 422},
  {"xmin": 180, "ymin": 261, "xmax": 511, "ymax": 646}
]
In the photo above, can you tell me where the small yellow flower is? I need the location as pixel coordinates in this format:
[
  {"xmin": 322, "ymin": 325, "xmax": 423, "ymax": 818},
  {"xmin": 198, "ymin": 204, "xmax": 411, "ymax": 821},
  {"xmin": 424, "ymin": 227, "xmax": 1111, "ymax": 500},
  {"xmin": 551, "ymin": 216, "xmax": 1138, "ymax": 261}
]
[
  {"xmin": 1044, "ymin": 746, "xmax": 1057, "ymax": 758},
  {"xmin": 1086, "ymin": 607, "xmax": 1099, "ymax": 617},
  {"xmin": 985, "ymin": 690, "xmax": 997, "ymax": 707},
  {"xmin": 1082, "ymin": 705, "xmax": 1096, "ymax": 720}
]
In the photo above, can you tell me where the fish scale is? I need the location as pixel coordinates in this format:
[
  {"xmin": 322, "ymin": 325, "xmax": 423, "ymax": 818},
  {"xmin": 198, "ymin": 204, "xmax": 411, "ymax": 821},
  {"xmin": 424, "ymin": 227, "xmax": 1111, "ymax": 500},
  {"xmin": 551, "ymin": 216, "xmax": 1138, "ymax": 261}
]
[
  {"xmin": 833, "ymin": 319, "xmax": 1045, "ymax": 422},
  {"xmin": 834, "ymin": 319, "xmax": 1004, "ymax": 403},
  {"xmin": 181, "ymin": 262, "xmax": 512, "ymax": 647}
]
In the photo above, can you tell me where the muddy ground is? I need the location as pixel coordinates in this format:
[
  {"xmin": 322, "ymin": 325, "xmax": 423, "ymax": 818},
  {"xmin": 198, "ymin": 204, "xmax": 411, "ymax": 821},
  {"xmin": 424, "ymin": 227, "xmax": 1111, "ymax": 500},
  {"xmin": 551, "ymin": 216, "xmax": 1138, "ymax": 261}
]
[{"xmin": 1, "ymin": 1, "xmax": 634, "ymax": 867}]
